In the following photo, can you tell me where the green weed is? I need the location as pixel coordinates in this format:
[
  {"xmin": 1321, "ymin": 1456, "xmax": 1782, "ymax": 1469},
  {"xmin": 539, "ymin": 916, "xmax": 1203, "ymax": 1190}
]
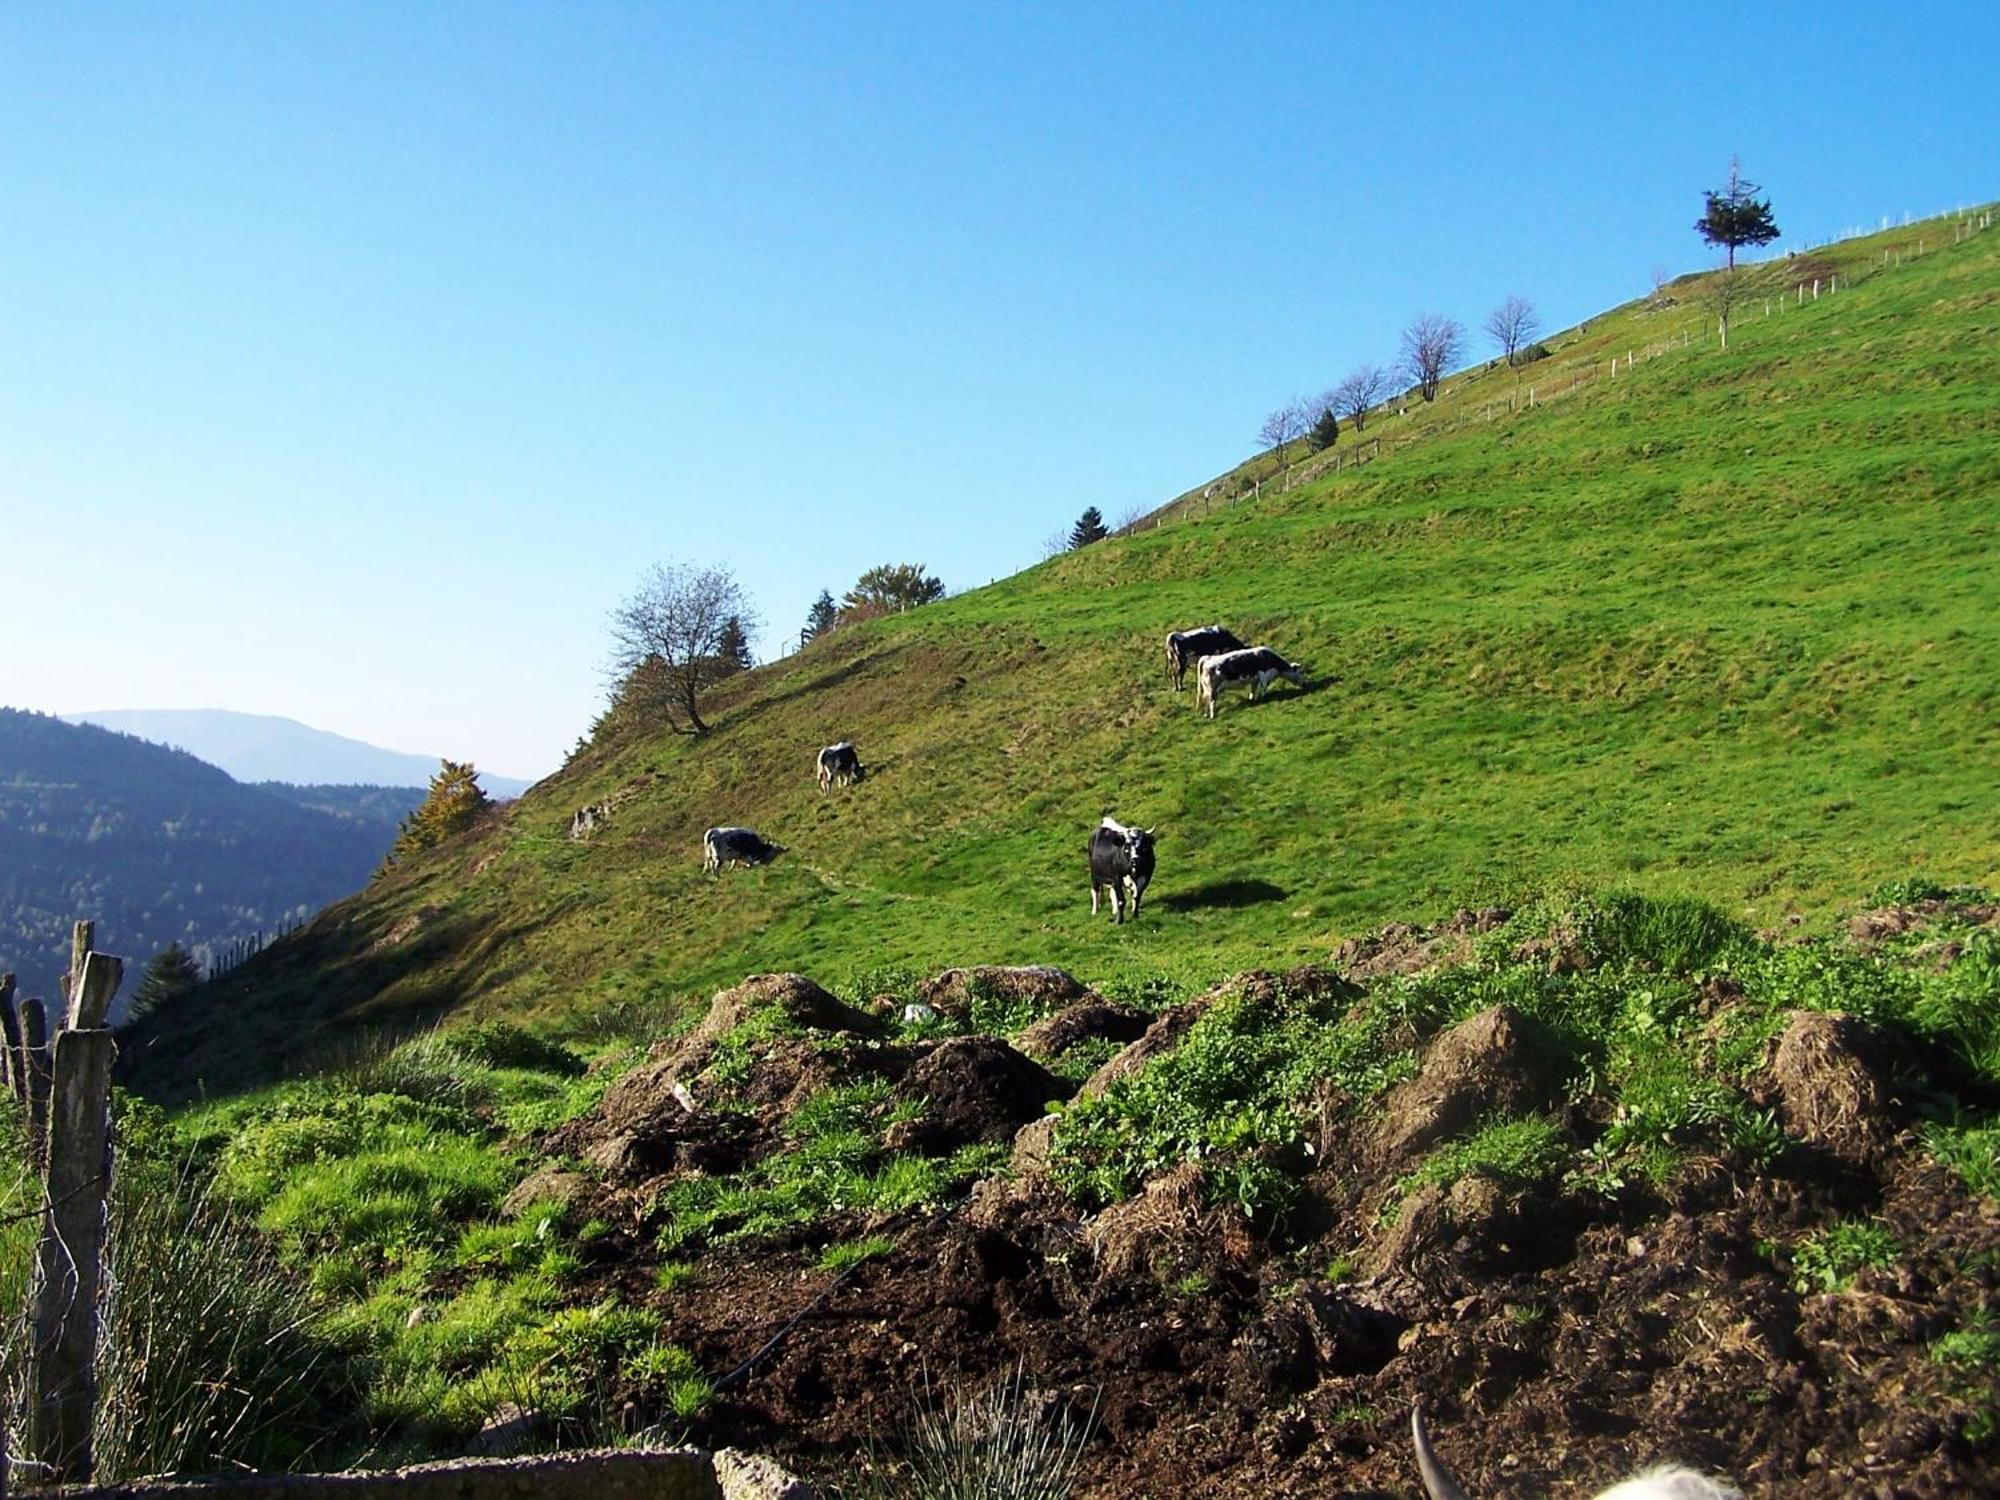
[{"xmin": 1789, "ymin": 1219, "xmax": 1901, "ymax": 1294}]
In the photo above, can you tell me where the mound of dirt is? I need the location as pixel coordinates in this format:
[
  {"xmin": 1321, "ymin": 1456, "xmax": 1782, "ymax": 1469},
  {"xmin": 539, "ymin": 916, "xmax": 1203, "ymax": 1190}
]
[
  {"xmin": 918, "ymin": 965, "xmax": 1089, "ymax": 1019},
  {"xmin": 1369, "ymin": 1004, "xmax": 1564, "ymax": 1167},
  {"xmin": 1849, "ymin": 898, "xmax": 2000, "ymax": 948},
  {"xmin": 1333, "ymin": 912, "xmax": 1501, "ymax": 980},
  {"xmin": 528, "ymin": 960, "xmax": 1995, "ymax": 1500},
  {"xmin": 884, "ymin": 1036, "xmax": 1066, "ymax": 1155},
  {"xmin": 1014, "ymin": 999, "xmax": 1150, "ymax": 1061},
  {"xmin": 581, "ymin": 974, "xmax": 880, "ymax": 1142},
  {"xmin": 1763, "ymin": 1010, "xmax": 1909, "ymax": 1164}
]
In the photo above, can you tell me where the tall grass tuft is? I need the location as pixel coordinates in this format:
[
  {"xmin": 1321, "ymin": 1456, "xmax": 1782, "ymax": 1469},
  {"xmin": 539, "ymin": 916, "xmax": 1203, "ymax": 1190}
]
[
  {"xmin": 876, "ymin": 1367, "xmax": 1097, "ymax": 1500},
  {"xmin": 93, "ymin": 1157, "xmax": 344, "ymax": 1478},
  {"xmin": 0, "ymin": 1114, "xmax": 346, "ymax": 1482}
]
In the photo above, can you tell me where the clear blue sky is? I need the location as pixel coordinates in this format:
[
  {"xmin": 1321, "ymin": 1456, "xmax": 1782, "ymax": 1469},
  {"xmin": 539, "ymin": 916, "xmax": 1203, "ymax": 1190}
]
[{"xmin": 3, "ymin": 2, "xmax": 1992, "ymax": 779}]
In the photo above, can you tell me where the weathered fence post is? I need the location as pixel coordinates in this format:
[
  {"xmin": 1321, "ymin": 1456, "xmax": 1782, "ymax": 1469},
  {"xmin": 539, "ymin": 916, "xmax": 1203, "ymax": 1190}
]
[
  {"xmin": 25, "ymin": 944, "xmax": 122, "ymax": 1484},
  {"xmin": 20, "ymin": 998, "xmax": 50, "ymax": 1166},
  {"xmin": 0, "ymin": 973, "xmax": 18, "ymax": 1100}
]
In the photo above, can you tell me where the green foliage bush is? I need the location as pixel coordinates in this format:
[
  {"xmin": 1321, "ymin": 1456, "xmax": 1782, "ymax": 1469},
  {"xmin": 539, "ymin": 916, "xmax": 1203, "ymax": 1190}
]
[{"xmin": 1787, "ymin": 1219, "xmax": 1901, "ymax": 1294}]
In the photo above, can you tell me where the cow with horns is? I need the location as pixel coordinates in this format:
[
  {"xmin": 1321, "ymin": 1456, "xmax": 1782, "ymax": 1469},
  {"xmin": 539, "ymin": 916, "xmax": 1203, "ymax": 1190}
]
[
  {"xmin": 702, "ymin": 826, "xmax": 785, "ymax": 872},
  {"xmin": 1412, "ymin": 1406, "xmax": 1740, "ymax": 1500},
  {"xmin": 816, "ymin": 741, "xmax": 865, "ymax": 791},
  {"xmin": 1165, "ymin": 624, "xmax": 1245, "ymax": 692},
  {"xmin": 1195, "ymin": 646, "xmax": 1306, "ymax": 720},
  {"xmin": 1087, "ymin": 817, "xmax": 1157, "ymax": 923}
]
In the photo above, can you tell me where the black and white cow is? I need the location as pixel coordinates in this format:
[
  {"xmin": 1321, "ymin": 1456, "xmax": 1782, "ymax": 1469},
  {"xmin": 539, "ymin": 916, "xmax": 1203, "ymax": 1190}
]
[
  {"xmin": 1195, "ymin": 646, "xmax": 1306, "ymax": 720},
  {"xmin": 1088, "ymin": 817, "xmax": 1158, "ymax": 923},
  {"xmin": 702, "ymin": 826, "xmax": 785, "ymax": 872},
  {"xmin": 816, "ymin": 741, "xmax": 865, "ymax": 792},
  {"xmin": 1165, "ymin": 624, "xmax": 1246, "ymax": 691}
]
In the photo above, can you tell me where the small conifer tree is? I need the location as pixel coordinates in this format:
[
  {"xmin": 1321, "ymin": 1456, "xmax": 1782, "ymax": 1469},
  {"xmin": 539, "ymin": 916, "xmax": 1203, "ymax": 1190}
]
[
  {"xmin": 382, "ymin": 760, "xmax": 489, "ymax": 870},
  {"xmin": 714, "ymin": 615, "xmax": 754, "ymax": 676},
  {"xmin": 1068, "ymin": 507, "xmax": 1109, "ymax": 549},
  {"xmin": 1307, "ymin": 405, "xmax": 1340, "ymax": 451},
  {"xmin": 128, "ymin": 941, "xmax": 202, "ymax": 1023},
  {"xmin": 804, "ymin": 590, "xmax": 838, "ymax": 641},
  {"xmin": 1695, "ymin": 156, "xmax": 1780, "ymax": 269}
]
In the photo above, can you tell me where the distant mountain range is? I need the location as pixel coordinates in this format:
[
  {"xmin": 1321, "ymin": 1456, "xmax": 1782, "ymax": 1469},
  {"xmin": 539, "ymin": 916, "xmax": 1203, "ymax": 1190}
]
[
  {"xmin": 64, "ymin": 709, "xmax": 533, "ymax": 799},
  {"xmin": 0, "ymin": 709, "xmax": 427, "ymax": 1015}
]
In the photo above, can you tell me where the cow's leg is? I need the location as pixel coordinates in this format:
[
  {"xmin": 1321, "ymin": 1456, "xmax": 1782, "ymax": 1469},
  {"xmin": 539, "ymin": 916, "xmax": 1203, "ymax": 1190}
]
[
  {"xmin": 1091, "ymin": 882, "xmax": 1101, "ymax": 916},
  {"xmin": 1126, "ymin": 875, "xmax": 1142, "ymax": 919},
  {"xmin": 1109, "ymin": 882, "xmax": 1125, "ymax": 922}
]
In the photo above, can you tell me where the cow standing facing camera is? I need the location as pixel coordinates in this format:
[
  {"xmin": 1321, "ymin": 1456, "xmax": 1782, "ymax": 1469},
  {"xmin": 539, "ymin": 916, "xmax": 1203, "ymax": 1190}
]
[{"xmin": 1088, "ymin": 817, "xmax": 1157, "ymax": 923}]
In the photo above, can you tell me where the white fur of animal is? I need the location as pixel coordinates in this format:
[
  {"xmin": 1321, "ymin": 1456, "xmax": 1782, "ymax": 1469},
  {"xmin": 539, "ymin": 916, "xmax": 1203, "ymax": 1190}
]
[
  {"xmin": 1412, "ymin": 1407, "xmax": 1741, "ymax": 1500},
  {"xmin": 1195, "ymin": 646, "xmax": 1305, "ymax": 720}
]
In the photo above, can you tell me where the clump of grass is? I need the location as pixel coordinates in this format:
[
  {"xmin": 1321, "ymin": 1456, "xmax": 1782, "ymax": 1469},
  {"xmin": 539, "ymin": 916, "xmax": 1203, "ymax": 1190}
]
[
  {"xmin": 654, "ymin": 1258, "xmax": 700, "ymax": 1293},
  {"xmin": 654, "ymin": 1072, "xmax": 1006, "ymax": 1255},
  {"xmin": 436, "ymin": 1021, "xmax": 586, "ymax": 1077},
  {"xmin": 1925, "ymin": 1115, "xmax": 2000, "ymax": 1200},
  {"xmin": 818, "ymin": 1234, "xmax": 895, "ymax": 1272},
  {"xmin": 0, "ymin": 1104, "xmax": 349, "ymax": 1480},
  {"xmin": 1931, "ymin": 1309, "xmax": 2000, "ymax": 1441},
  {"xmin": 1051, "ymin": 982, "xmax": 1342, "ymax": 1222},
  {"xmin": 1379, "ymin": 1116, "xmax": 1567, "ymax": 1225},
  {"xmin": 875, "ymin": 1367, "xmax": 1097, "ymax": 1500},
  {"xmin": 625, "ymin": 1340, "xmax": 714, "ymax": 1420},
  {"xmin": 1789, "ymin": 1219, "xmax": 1901, "ymax": 1294},
  {"xmin": 1870, "ymin": 876, "xmax": 1994, "ymax": 907}
]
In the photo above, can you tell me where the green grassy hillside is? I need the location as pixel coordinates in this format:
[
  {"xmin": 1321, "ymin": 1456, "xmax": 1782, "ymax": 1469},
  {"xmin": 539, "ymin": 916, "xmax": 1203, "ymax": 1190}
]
[{"xmin": 131, "ymin": 210, "xmax": 1999, "ymax": 1094}]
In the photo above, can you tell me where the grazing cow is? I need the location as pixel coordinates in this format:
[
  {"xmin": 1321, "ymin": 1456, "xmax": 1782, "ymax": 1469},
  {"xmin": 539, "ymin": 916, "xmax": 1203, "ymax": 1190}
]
[
  {"xmin": 702, "ymin": 826, "xmax": 785, "ymax": 872},
  {"xmin": 816, "ymin": 741, "xmax": 866, "ymax": 792},
  {"xmin": 1412, "ymin": 1406, "xmax": 1740, "ymax": 1500},
  {"xmin": 1195, "ymin": 646, "xmax": 1305, "ymax": 720},
  {"xmin": 1165, "ymin": 624, "xmax": 1246, "ymax": 691},
  {"xmin": 1087, "ymin": 817, "xmax": 1157, "ymax": 923}
]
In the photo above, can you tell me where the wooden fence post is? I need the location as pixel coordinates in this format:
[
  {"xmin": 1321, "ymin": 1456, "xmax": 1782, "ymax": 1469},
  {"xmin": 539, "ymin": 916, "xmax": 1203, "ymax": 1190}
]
[
  {"xmin": 0, "ymin": 974, "xmax": 18, "ymax": 1101},
  {"xmin": 28, "ymin": 1025, "xmax": 117, "ymax": 1482},
  {"xmin": 20, "ymin": 998, "xmax": 50, "ymax": 1167}
]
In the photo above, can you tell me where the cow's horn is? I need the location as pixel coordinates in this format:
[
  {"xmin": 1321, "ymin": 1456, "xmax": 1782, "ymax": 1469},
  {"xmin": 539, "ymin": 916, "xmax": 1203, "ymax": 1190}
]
[{"xmin": 1411, "ymin": 1405, "xmax": 1474, "ymax": 1500}]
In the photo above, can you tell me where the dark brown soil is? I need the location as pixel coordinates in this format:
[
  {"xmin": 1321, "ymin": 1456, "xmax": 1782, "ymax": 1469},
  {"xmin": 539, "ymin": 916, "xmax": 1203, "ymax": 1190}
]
[{"xmin": 550, "ymin": 972, "xmax": 1999, "ymax": 1498}]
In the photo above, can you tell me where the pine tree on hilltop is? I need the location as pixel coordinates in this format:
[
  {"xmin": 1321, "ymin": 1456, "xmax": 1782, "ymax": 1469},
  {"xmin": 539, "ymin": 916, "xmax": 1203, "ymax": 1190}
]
[
  {"xmin": 803, "ymin": 589, "xmax": 838, "ymax": 642},
  {"xmin": 382, "ymin": 760, "xmax": 490, "ymax": 870},
  {"xmin": 1069, "ymin": 507, "xmax": 1109, "ymax": 549},
  {"xmin": 128, "ymin": 940, "xmax": 202, "ymax": 1024},
  {"xmin": 1695, "ymin": 156, "xmax": 1780, "ymax": 269}
]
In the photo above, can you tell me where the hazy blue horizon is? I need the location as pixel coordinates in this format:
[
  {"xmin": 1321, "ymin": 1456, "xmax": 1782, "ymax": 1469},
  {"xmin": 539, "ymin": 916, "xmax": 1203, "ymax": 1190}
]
[{"xmin": 4, "ymin": 2, "xmax": 1993, "ymax": 776}]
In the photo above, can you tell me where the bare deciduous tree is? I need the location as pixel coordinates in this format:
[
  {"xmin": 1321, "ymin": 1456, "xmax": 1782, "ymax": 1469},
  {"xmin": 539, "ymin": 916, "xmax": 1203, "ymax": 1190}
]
[
  {"xmin": 607, "ymin": 562, "xmax": 759, "ymax": 735},
  {"xmin": 1694, "ymin": 265, "xmax": 1758, "ymax": 350},
  {"xmin": 1483, "ymin": 295, "xmax": 1541, "ymax": 369},
  {"xmin": 1332, "ymin": 365, "xmax": 1389, "ymax": 432},
  {"xmin": 1400, "ymin": 313, "xmax": 1464, "ymax": 402},
  {"xmin": 1258, "ymin": 400, "xmax": 1306, "ymax": 476}
]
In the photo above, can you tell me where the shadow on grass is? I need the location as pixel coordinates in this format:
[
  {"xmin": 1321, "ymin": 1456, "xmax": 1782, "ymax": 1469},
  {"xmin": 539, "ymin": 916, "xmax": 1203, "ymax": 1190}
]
[{"xmin": 1158, "ymin": 878, "xmax": 1287, "ymax": 912}]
